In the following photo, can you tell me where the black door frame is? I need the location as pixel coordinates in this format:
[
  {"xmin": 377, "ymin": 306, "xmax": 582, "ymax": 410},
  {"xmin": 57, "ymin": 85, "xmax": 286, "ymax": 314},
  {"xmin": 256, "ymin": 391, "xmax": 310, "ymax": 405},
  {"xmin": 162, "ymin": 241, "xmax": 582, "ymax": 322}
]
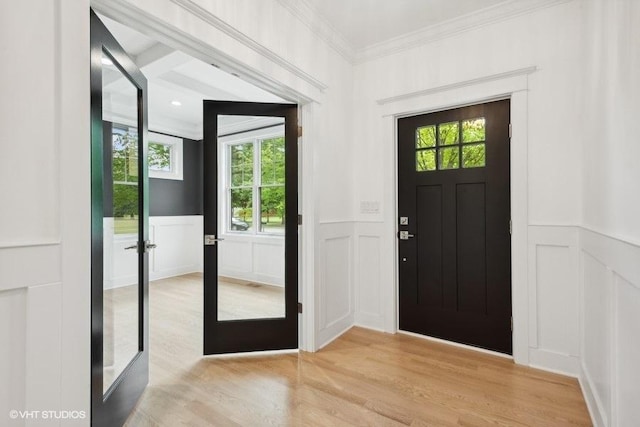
[
  {"xmin": 203, "ymin": 101, "xmax": 299, "ymax": 354},
  {"xmin": 395, "ymin": 97, "xmax": 513, "ymax": 354},
  {"xmin": 90, "ymin": 10, "xmax": 149, "ymax": 427}
]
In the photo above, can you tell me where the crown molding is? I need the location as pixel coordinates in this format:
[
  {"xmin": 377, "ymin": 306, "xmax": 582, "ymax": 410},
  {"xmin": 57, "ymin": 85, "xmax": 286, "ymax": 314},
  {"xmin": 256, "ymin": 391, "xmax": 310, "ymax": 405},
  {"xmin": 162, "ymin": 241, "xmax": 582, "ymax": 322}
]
[
  {"xmin": 275, "ymin": 0, "xmax": 356, "ymax": 64},
  {"xmin": 355, "ymin": 0, "xmax": 574, "ymax": 64},
  {"xmin": 169, "ymin": 0, "xmax": 328, "ymax": 91},
  {"xmin": 92, "ymin": 0, "xmax": 320, "ymax": 103}
]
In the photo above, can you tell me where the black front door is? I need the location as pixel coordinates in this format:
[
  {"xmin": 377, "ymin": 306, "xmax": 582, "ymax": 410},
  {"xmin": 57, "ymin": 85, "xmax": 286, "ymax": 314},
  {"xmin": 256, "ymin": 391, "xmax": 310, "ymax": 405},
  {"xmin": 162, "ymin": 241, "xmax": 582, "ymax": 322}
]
[
  {"xmin": 90, "ymin": 10, "xmax": 150, "ymax": 426},
  {"xmin": 397, "ymin": 99, "xmax": 512, "ymax": 354},
  {"xmin": 203, "ymin": 101, "xmax": 298, "ymax": 354}
]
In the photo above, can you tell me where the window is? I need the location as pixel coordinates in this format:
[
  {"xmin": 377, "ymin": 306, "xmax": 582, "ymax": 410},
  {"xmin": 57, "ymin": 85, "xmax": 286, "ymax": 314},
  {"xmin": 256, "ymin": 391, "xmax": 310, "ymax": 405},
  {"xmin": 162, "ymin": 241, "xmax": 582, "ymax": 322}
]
[
  {"xmin": 112, "ymin": 126, "xmax": 139, "ymax": 235},
  {"xmin": 416, "ymin": 118, "xmax": 486, "ymax": 172},
  {"xmin": 110, "ymin": 125, "xmax": 184, "ymax": 235},
  {"xmin": 148, "ymin": 132, "xmax": 183, "ymax": 180},
  {"xmin": 226, "ymin": 132, "xmax": 285, "ymax": 235}
]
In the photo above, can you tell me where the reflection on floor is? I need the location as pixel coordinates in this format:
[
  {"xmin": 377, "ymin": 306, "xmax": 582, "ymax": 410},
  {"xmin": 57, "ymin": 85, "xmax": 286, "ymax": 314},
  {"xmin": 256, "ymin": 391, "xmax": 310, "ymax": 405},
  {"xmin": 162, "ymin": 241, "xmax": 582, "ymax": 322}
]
[
  {"xmin": 103, "ymin": 273, "xmax": 284, "ymax": 392},
  {"xmin": 218, "ymin": 276, "xmax": 285, "ymax": 320},
  {"xmin": 124, "ymin": 273, "xmax": 591, "ymax": 427}
]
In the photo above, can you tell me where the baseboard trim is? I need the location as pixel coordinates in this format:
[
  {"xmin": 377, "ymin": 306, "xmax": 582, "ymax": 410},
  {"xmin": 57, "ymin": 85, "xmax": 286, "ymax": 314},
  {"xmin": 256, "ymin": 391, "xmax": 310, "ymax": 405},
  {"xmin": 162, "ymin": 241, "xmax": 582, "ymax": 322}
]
[
  {"xmin": 316, "ymin": 322, "xmax": 353, "ymax": 351},
  {"xmin": 579, "ymin": 363, "xmax": 606, "ymax": 427}
]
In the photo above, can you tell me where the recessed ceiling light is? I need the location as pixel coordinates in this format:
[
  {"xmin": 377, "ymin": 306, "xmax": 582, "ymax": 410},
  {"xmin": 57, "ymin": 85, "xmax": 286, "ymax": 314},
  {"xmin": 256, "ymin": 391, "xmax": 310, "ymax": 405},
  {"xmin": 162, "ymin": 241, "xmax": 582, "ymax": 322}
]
[
  {"xmin": 101, "ymin": 57, "xmax": 113, "ymax": 66},
  {"xmin": 171, "ymin": 100, "xmax": 182, "ymax": 106}
]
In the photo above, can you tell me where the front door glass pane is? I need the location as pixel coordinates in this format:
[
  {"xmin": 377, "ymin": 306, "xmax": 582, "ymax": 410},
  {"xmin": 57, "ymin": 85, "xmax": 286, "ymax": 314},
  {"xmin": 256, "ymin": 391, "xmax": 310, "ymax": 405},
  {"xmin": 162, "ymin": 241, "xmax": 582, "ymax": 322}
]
[{"xmin": 101, "ymin": 51, "xmax": 140, "ymax": 394}]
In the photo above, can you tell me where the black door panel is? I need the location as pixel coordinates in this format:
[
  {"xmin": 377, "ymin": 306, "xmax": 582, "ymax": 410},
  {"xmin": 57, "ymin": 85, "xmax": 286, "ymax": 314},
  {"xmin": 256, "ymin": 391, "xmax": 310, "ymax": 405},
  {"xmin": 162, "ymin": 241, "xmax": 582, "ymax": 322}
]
[
  {"xmin": 398, "ymin": 100, "xmax": 512, "ymax": 354},
  {"xmin": 202, "ymin": 101, "xmax": 298, "ymax": 355},
  {"xmin": 90, "ymin": 10, "xmax": 149, "ymax": 426}
]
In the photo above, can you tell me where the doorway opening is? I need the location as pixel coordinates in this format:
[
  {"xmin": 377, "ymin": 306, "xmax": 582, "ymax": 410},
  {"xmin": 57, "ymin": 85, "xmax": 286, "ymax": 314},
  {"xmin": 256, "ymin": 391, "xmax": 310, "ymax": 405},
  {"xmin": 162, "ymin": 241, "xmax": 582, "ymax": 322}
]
[{"xmin": 93, "ymin": 11, "xmax": 301, "ymax": 420}]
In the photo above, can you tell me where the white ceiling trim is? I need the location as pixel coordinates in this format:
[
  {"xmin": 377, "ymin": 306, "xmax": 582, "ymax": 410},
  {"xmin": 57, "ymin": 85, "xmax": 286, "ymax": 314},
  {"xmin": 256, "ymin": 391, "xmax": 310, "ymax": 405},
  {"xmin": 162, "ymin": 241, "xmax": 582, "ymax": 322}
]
[
  {"xmin": 273, "ymin": 0, "xmax": 573, "ymax": 65},
  {"xmin": 92, "ymin": 0, "xmax": 319, "ymax": 104},
  {"xmin": 275, "ymin": 0, "xmax": 356, "ymax": 64},
  {"xmin": 169, "ymin": 0, "xmax": 328, "ymax": 92},
  {"xmin": 355, "ymin": 0, "xmax": 574, "ymax": 64}
]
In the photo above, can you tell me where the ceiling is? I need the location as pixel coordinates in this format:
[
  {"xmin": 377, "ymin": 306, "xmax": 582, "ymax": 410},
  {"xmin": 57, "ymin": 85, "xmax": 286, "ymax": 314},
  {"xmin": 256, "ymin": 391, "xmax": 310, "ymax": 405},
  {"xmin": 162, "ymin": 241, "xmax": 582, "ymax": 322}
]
[{"xmin": 306, "ymin": 0, "xmax": 509, "ymax": 50}]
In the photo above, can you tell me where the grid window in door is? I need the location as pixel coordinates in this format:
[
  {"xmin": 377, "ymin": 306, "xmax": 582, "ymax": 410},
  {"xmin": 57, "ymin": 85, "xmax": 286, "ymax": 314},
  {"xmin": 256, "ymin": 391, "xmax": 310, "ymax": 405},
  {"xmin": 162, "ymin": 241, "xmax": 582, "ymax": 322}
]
[{"xmin": 416, "ymin": 117, "xmax": 486, "ymax": 171}]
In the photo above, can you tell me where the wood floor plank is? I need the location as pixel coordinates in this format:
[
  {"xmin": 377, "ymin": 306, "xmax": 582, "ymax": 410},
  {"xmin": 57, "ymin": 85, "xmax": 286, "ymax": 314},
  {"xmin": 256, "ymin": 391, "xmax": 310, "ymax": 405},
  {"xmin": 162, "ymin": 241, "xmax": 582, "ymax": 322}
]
[{"xmin": 123, "ymin": 274, "xmax": 591, "ymax": 426}]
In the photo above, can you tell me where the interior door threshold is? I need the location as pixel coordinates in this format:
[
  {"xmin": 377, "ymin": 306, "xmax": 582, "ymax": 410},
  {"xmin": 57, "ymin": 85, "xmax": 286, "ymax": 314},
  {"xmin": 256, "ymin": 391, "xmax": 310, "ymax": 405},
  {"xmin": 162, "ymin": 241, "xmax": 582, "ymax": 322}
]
[{"xmin": 397, "ymin": 330, "xmax": 513, "ymax": 360}]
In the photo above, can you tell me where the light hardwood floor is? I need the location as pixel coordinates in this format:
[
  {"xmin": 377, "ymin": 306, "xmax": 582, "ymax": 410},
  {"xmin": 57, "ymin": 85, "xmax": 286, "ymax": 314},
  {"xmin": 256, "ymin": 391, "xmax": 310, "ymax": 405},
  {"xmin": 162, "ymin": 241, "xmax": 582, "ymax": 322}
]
[{"xmin": 125, "ymin": 274, "xmax": 591, "ymax": 426}]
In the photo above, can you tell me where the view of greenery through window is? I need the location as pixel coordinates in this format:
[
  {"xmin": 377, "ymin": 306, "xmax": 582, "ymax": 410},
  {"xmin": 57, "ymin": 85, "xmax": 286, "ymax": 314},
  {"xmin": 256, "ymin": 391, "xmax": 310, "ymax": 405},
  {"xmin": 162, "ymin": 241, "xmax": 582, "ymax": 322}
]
[
  {"xmin": 416, "ymin": 118, "xmax": 486, "ymax": 172},
  {"xmin": 112, "ymin": 126, "xmax": 177, "ymax": 234},
  {"xmin": 229, "ymin": 135, "xmax": 285, "ymax": 234},
  {"xmin": 112, "ymin": 126, "xmax": 139, "ymax": 235},
  {"xmin": 148, "ymin": 142, "xmax": 172, "ymax": 172},
  {"xmin": 110, "ymin": 124, "xmax": 286, "ymax": 236}
]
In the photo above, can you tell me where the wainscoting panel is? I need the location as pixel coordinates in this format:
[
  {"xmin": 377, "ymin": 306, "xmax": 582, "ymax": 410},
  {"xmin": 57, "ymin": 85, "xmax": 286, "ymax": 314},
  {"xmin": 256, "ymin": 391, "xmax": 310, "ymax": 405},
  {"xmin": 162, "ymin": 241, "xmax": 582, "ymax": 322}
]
[
  {"xmin": 0, "ymin": 281, "xmax": 63, "ymax": 425},
  {"xmin": 150, "ymin": 216, "xmax": 203, "ymax": 281},
  {"xmin": 316, "ymin": 222, "xmax": 354, "ymax": 348},
  {"xmin": 219, "ymin": 234, "xmax": 285, "ymax": 287},
  {"xmin": 104, "ymin": 216, "xmax": 203, "ymax": 289},
  {"xmin": 614, "ymin": 274, "xmax": 640, "ymax": 427},
  {"xmin": 580, "ymin": 228, "xmax": 640, "ymax": 427},
  {"xmin": 354, "ymin": 222, "xmax": 386, "ymax": 331},
  {"xmin": 0, "ymin": 287, "xmax": 26, "ymax": 423},
  {"xmin": 527, "ymin": 226, "xmax": 580, "ymax": 375}
]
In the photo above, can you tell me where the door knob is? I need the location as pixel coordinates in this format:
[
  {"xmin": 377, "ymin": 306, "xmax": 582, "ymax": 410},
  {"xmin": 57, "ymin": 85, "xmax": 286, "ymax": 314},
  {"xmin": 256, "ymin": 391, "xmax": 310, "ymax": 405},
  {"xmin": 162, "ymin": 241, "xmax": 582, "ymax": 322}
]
[
  {"xmin": 124, "ymin": 241, "xmax": 157, "ymax": 252},
  {"xmin": 398, "ymin": 231, "xmax": 415, "ymax": 240},
  {"xmin": 204, "ymin": 235, "xmax": 225, "ymax": 246}
]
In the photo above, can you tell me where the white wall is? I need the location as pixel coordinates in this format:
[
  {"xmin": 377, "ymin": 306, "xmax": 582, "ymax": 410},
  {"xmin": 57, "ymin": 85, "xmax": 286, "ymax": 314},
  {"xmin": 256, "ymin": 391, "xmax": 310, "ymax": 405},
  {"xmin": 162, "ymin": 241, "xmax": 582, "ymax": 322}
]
[
  {"xmin": 579, "ymin": 1, "xmax": 640, "ymax": 425},
  {"xmin": 352, "ymin": 0, "xmax": 585, "ymax": 373},
  {"xmin": 0, "ymin": 0, "xmax": 91, "ymax": 425}
]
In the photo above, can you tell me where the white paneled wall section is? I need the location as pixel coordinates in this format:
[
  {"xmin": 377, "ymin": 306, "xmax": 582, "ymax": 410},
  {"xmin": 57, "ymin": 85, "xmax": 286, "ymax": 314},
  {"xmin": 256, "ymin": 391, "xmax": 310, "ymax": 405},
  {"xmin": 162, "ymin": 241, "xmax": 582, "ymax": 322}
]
[
  {"xmin": 578, "ymin": 0, "xmax": 640, "ymax": 425},
  {"xmin": 579, "ymin": 230, "xmax": 640, "ymax": 426},
  {"xmin": 0, "ymin": 0, "xmax": 90, "ymax": 424},
  {"xmin": 103, "ymin": 216, "xmax": 203, "ymax": 290}
]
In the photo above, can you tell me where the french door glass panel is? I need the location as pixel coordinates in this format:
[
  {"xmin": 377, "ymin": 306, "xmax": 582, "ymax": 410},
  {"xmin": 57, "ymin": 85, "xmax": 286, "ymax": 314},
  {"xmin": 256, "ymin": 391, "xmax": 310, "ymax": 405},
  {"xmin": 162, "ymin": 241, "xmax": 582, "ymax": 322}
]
[
  {"xmin": 218, "ymin": 115, "xmax": 285, "ymax": 321},
  {"xmin": 101, "ymin": 51, "xmax": 141, "ymax": 394}
]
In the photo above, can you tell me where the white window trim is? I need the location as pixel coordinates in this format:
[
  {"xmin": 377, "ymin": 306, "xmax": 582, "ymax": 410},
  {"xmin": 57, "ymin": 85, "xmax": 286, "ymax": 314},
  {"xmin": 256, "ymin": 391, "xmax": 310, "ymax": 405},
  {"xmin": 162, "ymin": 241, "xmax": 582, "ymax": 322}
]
[
  {"xmin": 148, "ymin": 131, "xmax": 183, "ymax": 181},
  {"xmin": 221, "ymin": 125, "xmax": 286, "ymax": 237}
]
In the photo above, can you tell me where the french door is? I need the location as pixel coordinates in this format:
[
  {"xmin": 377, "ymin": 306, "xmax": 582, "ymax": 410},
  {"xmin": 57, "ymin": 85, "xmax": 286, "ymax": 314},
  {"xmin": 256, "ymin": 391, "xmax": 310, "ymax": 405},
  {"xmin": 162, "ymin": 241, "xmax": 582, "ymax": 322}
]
[
  {"xmin": 397, "ymin": 99, "xmax": 512, "ymax": 354},
  {"xmin": 90, "ymin": 10, "xmax": 150, "ymax": 426},
  {"xmin": 203, "ymin": 101, "xmax": 298, "ymax": 354}
]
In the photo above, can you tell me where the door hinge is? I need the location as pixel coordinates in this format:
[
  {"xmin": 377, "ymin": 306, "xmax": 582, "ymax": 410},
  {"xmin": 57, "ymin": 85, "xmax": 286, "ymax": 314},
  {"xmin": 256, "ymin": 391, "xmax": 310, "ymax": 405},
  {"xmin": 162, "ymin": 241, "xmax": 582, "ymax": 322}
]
[
  {"xmin": 298, "ymin": 126, "xmax": 303, "ymax": 138},
  {"xmin": 297, "ymin": 214, "xmax": 302, "ymax": 225},
  {"xmin": 297, "ymin": 302, "xmax": 303, "ymax": 313},
  {"xmin": 509, "ymin": 123, "xmax": 512, "ymax": 139},
  {"xmin": 509, "ymin": 219, "xmax": 512, "ymax": 235}
]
